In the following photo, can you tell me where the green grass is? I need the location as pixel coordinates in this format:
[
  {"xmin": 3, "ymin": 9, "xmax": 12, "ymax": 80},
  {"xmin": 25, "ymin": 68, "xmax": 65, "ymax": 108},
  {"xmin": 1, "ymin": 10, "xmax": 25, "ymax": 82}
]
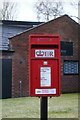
[{"xmin": 1, "ymin": 93, "xmax": 79, "ymax": 119}]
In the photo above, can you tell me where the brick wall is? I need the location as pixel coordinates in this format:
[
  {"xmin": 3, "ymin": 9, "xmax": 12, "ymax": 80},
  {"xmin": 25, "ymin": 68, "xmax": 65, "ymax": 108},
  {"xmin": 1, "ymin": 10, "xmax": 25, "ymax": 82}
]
[{"xmin": 10, "ymin": 15, "xmax": 79, "ymax": 97}]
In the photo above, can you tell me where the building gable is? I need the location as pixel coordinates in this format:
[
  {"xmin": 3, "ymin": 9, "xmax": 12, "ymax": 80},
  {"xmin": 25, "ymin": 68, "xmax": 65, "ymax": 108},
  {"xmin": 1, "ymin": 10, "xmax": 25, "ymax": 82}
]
[{"xmin": 10, "ymin": 14, "xmax": 79, "ymax": 42}]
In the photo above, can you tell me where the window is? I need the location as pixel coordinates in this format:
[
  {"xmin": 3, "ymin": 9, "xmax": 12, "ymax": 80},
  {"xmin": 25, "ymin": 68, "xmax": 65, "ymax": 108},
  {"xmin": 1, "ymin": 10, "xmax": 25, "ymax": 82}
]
[
  {"xmin": 64, "ymin": 61, "xmax": 79, "ymax": 75},
  {"xmin": 61, "ymin": 41, "xmax": 73, "ymax": 56}
]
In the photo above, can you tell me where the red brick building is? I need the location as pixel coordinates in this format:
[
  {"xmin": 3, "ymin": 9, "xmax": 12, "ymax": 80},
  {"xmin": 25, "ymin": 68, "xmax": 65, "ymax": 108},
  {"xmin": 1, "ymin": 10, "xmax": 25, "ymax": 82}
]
[{"xmin": 10, "ymin": 15, "xmax": 79, "ymax": 97}]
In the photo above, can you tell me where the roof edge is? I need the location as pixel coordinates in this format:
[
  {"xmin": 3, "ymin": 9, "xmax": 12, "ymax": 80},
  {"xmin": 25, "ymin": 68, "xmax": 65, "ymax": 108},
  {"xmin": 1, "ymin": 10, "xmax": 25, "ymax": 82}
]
[{"xmin": 9, "ymin": 14, "xmax": 79, "ymax": 40}]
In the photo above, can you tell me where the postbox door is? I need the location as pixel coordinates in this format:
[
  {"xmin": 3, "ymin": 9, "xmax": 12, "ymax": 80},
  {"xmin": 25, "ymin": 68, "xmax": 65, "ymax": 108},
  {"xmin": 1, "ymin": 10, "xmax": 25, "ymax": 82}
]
[{"xmin": 31, "ymin": 59, "xmax": 59, "ymax": 96}]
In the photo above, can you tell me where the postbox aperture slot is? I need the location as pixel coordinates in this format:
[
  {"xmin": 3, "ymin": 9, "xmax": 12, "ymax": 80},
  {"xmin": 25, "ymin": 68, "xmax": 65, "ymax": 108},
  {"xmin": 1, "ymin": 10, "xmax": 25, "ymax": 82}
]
[{"xmin": 31, "ymin": 45, "xmax": 59, "ymax": 49}]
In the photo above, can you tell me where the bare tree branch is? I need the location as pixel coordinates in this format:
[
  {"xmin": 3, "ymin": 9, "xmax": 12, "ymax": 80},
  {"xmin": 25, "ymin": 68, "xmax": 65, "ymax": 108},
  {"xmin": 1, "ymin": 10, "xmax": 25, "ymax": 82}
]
[
  {"xmin": 70, "ymin": 0, "xmax": 79, "ymax": 8},
  {"xmin": 0, "ymin": 0, "xmax": 18, "ymax": 20},
  {"xmin": 34, "ymin": 0, "xmax": 64, "ymax": 21}
]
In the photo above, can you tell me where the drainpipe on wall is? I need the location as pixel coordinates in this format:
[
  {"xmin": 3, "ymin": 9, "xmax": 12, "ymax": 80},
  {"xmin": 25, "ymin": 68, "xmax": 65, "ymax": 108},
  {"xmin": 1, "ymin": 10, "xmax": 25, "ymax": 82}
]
[{"xmin": 20, "ymin": 80, "xmax": 22, "ymax": 97}]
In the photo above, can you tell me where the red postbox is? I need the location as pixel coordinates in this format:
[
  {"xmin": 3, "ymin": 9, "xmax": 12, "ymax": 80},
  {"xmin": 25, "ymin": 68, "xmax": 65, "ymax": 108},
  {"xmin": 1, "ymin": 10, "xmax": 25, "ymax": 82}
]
[{"xmin": 29, "ymin": 34, "xmax": 60, "ymax": 97}]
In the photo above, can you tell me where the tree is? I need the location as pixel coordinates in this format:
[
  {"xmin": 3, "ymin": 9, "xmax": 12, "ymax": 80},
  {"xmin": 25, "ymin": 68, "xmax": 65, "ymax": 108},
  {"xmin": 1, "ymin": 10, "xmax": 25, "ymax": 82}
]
[
  {"xmin": 0, "ymin": 0, "xmax": 18, "ymax": 20},
  {"xmin": 34, "ymin": 0, "xmax": 64, "ymax": 21},
  {"xmin": 70, "ymin": 0, "xmax": 80, "ymax": 22},
  {"xmin": 70, "ymin": 0, "xmax": 79, "ymax": 7}
]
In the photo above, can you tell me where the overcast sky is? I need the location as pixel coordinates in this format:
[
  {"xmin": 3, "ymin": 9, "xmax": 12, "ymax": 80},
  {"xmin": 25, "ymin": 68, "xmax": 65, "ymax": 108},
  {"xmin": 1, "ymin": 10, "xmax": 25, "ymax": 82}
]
[
  {"xmin": 16, "ymin": 0, "xmax": 78, "ymax": 22},
  {"xmin": 0, "ymin": 0, "xmax": 79, "ymax": 22}
]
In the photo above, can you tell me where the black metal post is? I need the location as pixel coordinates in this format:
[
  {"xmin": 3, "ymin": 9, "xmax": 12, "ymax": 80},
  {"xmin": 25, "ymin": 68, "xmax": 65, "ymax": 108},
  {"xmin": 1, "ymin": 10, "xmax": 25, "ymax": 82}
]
[{"xmin": 40, "ymin": 97, "xmax": 48, "ymax": 120}]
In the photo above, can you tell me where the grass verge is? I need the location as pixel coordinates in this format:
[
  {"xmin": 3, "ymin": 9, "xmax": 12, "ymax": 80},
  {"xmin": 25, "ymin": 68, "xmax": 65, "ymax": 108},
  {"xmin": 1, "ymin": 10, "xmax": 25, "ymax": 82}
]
[{"xmin": 1, "ymin": 93, "xmax": 79, "ymax": 119}]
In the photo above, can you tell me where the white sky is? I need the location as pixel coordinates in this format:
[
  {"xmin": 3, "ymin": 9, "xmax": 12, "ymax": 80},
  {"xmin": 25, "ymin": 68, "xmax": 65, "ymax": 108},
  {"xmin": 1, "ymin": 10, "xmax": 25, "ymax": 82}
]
[
  {"xmin": 0, "ymin": 0, "xmax": 79, "ymax": 22},
  {"xmin": 17, "ymin": 0, "xmax": 37, "ymax": 21},
  {"xmin": 17, "ymin": 0, "xmax": 78, "ymax": 22}
]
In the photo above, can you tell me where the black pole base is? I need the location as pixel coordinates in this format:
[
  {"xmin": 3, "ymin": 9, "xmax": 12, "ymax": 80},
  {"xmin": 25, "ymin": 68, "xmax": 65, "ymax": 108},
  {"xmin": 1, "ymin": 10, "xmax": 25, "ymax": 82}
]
[{"xmin": 40, "ymin": 97, "xmax": 48, "ymax": 120}]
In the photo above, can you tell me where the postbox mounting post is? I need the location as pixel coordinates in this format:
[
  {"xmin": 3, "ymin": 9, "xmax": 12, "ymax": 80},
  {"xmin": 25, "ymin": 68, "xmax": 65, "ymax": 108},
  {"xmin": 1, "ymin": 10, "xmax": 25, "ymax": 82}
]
[{"xmin": 40, "ymin": 97, "xmax": 48, "ymax": 120}]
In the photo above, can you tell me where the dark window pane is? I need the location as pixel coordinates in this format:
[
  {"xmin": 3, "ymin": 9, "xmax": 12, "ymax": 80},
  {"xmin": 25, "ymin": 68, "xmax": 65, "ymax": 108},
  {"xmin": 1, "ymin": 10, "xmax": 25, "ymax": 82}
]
[{"xmin": 61, "ymin": 41, "xmax": 73, "ymax": 56}]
